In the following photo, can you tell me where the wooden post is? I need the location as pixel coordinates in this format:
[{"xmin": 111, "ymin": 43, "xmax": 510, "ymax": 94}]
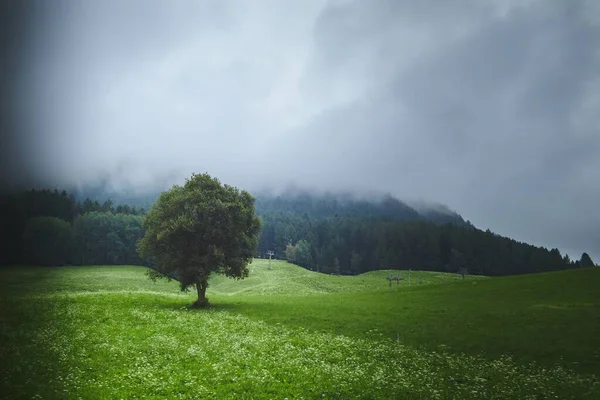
[{"xmin": 267, "ymin": 250, "xmax": 274, "ymax": 270}]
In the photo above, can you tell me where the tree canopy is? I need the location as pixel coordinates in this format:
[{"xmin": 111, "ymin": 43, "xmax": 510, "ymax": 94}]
[
  {"xmin": 136, "ymin": 173, "xmax": 261, "ymax": 307},
  {"xmin": 21, "ymin": 216, "xmax": 72, "ymax": 266},
  {"xmin": 579, "ymin": 252, "xmax": 595, "ymax": 268},
  {"xmin": 72, "ymin": 212, "xmax": 145, "ymax": 265}
]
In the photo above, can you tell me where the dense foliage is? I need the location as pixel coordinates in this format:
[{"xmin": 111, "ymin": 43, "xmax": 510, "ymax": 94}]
[
  {"xmin": 72, "ymin": 212, "xmax": 145, "ymax": 265},
  {"xmin": 0, "ymin": 189, "xmax": 145, "ymax": 266},
  {"xmin": 0, "ymin": 186, "xmax": 595, "ymax": 276},
  {"xmin": 254, "ymin": 194, "xmax": 591, "ymax": 276},
  {"xmin": 137, "ymin": 173, "xmax": 261, "ymax": 306},
  {"xmin": 21, "ymin": 216, "xmax": 73, "ymax": 266},
  {"xmin": 580, "ymin": 252, "xmax": 595, "ymax": 268}
]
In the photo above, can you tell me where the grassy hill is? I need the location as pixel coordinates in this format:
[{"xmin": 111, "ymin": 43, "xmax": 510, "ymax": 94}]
[
  {"xmin": 207, "ymin": 259, "xmax": 479, "ymax": 295},
  {"xmin": 1, "ymin": 262, "xmax": 598, "ymax": 399}
]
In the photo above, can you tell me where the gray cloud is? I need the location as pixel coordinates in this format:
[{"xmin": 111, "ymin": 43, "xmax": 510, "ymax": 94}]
[{"xmin": 10, "ymin": 0, "xmax": 600, "ymax": 261}]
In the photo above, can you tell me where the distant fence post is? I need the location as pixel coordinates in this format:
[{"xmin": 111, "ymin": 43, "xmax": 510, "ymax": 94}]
[{"xmin": 267, "ymin": 250, "xmax": 274, "ymax": 270}]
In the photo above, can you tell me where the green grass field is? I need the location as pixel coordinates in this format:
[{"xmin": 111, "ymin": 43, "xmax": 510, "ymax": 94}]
[{"xmin": 1, "ymin": 261, "xmax": 599, "ymax": 399}]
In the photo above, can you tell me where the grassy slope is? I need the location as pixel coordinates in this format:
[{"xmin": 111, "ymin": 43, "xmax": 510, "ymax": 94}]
[
  {"xmin": 211, "ymin": 261, "xmax": 600, "ymax": 373},
  {"xmin": 1, "ymin": 262, "xmax": 598, "ymax": 399},
  {"xmin": 207, "ymin": 259, "xmax": 478, "ymax": 295}
]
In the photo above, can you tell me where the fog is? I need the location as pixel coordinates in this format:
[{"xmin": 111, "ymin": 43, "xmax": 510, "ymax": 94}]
[{"xmin": 2, "ymin": 0, "xmax": 599, "ymax": 261}]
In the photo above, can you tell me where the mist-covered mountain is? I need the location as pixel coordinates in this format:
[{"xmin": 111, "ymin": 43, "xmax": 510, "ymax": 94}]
[
  {"xmin": 68, "ymin": 184, "xmax": 159, "ymax": 211},
  {"xmin": 67, "ymin": 185, "xmax": 466, "ymax": 226}
]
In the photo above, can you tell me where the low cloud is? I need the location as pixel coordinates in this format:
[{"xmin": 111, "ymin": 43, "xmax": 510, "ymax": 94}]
[{"xmin": 4, "ymin": 0, "xmax": 600, "ymax": 261}]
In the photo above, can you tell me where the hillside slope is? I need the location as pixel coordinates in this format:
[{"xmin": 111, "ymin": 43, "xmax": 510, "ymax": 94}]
[
  {"xmin": 207, "ymin": 259, "xmax": 478, "ymax": 296},
  {"xmin": 210, "ymin": 264, "xmax": 600, "ymax": 375}
]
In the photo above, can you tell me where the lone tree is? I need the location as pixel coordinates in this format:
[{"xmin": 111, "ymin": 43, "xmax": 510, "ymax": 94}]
[
  {"xmin": 579, "ymin": 252, "xmax": 595, "ymax": 268},
  {"xmin": 137, "ymin": 173, "xmax": 261, "ymax": 308}
]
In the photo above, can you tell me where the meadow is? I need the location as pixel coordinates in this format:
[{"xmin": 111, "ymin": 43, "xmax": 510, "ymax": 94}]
[{"xmin": 1, "ymin": 260, "xmax": 598, "ymax": 399}]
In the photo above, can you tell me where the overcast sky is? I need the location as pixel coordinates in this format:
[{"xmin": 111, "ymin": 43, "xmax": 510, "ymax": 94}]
[{"xmin": 4, "ymin": 0, "xmax": 600, "ymax": 261}]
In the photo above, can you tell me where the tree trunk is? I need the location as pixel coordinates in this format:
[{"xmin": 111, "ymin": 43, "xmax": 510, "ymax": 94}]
[{"xmin": 193, "ymin": 279, "xmax": 209, "ymax": 308}]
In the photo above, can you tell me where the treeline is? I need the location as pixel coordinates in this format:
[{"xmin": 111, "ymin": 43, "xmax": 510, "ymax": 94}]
[
  {"xmin": 255, "ymin": 192, "xmax": 465, "ymax": 257},
  {"xmin": 255, "ymin": 195, "xmax": 595, "ymax": 276},
  {"xmin": 1, "ymin": 187, "xmax": 595, "ymax": 275},
  {"xmin": 255, "ymin": 192, "xmax": 465, "ymax": 258},
  {"xmin": 0, "ymin": 189, "xmax": 145, "ymax": 266}
]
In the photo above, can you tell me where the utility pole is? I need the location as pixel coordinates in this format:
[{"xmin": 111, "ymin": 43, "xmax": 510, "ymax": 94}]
[{"xmin": 267, "ymin": 250, "xmax": 274, "ymax": 270}]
